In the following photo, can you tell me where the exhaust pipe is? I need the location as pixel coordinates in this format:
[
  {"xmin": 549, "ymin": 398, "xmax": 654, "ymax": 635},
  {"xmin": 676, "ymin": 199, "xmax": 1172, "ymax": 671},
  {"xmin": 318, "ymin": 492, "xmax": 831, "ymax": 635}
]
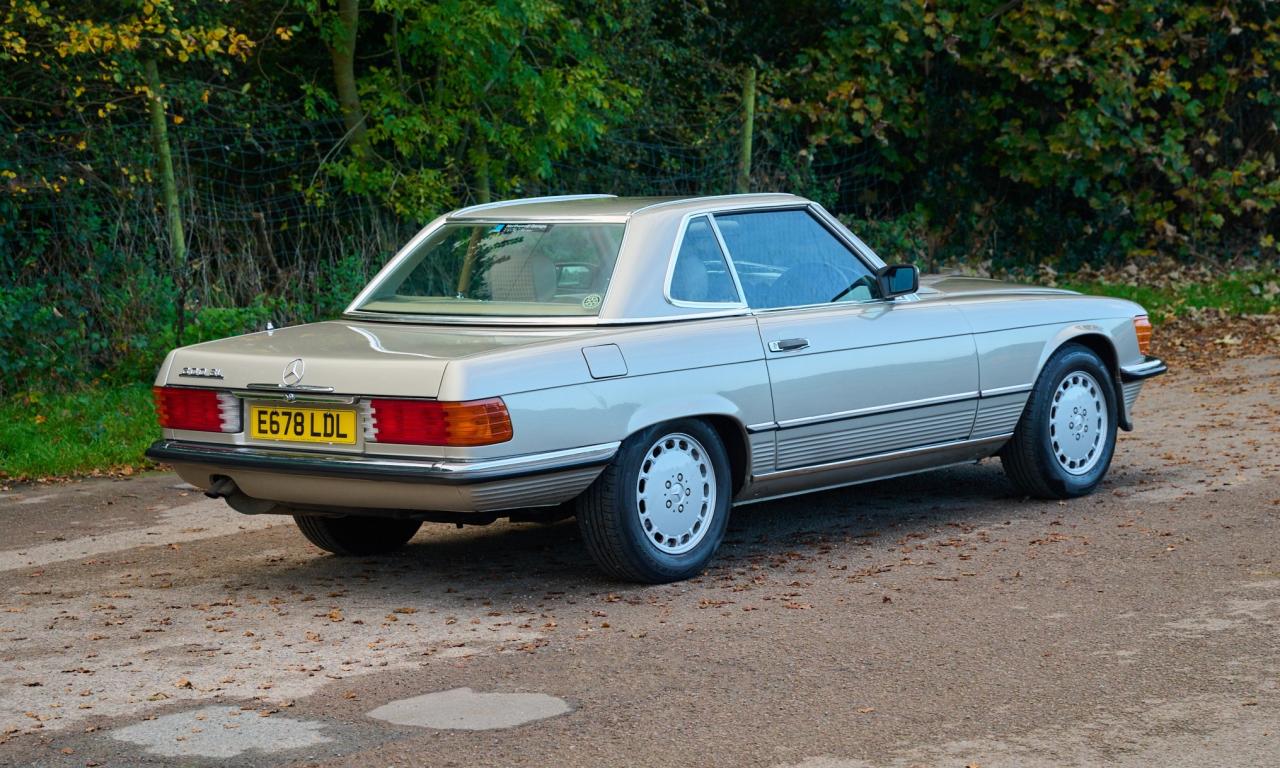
[{"xmin": 204, "ymin": 476, "xmax": 282, "ymax": 515}]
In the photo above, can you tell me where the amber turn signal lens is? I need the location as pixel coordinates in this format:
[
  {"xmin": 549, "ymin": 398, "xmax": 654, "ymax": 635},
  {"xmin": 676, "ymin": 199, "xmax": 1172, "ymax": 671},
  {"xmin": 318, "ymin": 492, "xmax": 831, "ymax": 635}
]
[
  {"xmin": 367, "ymin": 397, "xmax": 513, "ymax": 446},
  {"xmin": 1133, "ymin": 315, "xmax": 1153, "ymax": 356}
]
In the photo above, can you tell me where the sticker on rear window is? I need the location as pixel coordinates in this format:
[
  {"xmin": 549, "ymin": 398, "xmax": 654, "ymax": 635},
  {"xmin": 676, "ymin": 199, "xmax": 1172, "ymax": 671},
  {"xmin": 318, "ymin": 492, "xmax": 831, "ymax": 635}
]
[{"xmin": 582, "ymin": 294, "xmax": 602, "ymax": 310}]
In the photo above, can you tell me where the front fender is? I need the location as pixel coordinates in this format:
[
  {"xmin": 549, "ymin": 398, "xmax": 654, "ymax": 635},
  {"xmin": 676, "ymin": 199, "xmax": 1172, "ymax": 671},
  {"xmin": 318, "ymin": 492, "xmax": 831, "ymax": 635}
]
[{"xmin": 1035, "ymin": 319, "xmax": 1140, "ymax": 430}]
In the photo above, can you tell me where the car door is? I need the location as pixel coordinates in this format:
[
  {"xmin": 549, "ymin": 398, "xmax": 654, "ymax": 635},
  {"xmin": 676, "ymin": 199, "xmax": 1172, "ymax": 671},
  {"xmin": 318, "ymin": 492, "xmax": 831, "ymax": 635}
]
[{"xmin": 712, "ymin": 207, "xmax": 980, "ymax": 472}]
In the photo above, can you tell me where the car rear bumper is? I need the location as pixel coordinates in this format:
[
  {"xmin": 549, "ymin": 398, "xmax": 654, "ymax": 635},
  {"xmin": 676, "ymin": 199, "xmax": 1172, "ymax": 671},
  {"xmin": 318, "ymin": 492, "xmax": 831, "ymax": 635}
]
[{"xmin": 146, "ymin": 440, "xmax": 618, "ymax": 513}]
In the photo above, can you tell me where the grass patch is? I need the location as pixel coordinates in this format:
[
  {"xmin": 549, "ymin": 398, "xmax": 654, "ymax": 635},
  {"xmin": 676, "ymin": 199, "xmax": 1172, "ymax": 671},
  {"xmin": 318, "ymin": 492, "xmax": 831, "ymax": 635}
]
[
  {"xmin": 1057, "ymin": 272, "xmax": 1279, "ymax": 322},
  {"xmin": 0, "ymin": 383, "xmax": 157, "ymax": 480}
]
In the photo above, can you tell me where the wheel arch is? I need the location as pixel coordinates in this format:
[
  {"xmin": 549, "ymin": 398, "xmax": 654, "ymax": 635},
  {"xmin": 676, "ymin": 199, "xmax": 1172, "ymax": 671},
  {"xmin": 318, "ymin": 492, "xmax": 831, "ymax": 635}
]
[
  {"xmin": 624, "ymin": 404, "xmax": 751, "ymax": 496},
  {"xmin": 1038, "ymin": 329, "xmax": 1132, "ymax": 431},
  {"xmin": 698, "ymin": 414, "xmax": 750, "ymax": 496}
]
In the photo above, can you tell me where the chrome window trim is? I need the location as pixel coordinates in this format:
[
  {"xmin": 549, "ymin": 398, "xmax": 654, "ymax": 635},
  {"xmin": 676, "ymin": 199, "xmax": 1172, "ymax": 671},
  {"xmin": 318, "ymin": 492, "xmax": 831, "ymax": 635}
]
[
  {"xmin": 806, "ymin": 203, "xmax": 887, "ymax": 270},
  {"xmin": 708, "ymin": 215, "xmax": 749, "ymax": 304},
  {"xmin": 345, "ymin": 213, "xmax": 448, "ymax": 315},
  {"xmin": 661, "ymin": 213, "xmax": 748, "ymax": 310},
  {"xmin": 709, "ymin": 205, "xmax": 890, "ymax": 313},
  {"xmin": 345, "ymin": 197, "xmax": 855, "ymax": 325}
]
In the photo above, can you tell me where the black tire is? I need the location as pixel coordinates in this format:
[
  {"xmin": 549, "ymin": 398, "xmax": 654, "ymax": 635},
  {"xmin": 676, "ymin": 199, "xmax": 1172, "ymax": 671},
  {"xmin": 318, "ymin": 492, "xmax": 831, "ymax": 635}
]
[
  {"xmin": 293, "ymin": 515, "xmax": 422, "ymax": 556},
  {"xmin": 1000, "ymin": 343, "xmax": 1118, "ymax": 499},
  {"xmin": 576, "ymin": 419, "xmax": 733, "ymax": 583}
]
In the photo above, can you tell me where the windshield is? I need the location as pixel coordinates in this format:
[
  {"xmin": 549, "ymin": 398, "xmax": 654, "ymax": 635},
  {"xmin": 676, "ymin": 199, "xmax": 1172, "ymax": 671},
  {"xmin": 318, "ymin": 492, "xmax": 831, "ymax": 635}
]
[{"xmin": 354, "ymin": 222, "xmax": 626, "ymax": 317}]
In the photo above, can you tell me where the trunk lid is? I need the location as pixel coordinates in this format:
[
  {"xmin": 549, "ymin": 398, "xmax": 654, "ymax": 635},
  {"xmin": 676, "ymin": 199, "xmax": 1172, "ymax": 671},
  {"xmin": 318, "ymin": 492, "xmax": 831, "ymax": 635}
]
[{"xmin": 161, "ymin": 320, "xmax": 595, "ymax": 397}]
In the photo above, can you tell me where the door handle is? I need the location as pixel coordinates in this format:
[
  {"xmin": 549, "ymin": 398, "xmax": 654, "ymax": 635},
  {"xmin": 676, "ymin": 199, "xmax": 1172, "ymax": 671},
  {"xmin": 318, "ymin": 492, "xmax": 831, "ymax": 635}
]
[{"xmin": 768, "ymin": 338, "xmax": 810, "ymax": 353}]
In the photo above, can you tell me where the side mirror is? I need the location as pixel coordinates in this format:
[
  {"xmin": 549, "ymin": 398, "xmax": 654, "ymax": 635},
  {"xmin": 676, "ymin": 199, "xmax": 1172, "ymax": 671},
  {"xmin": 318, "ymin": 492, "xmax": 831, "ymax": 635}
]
[{"xmin": 877, "ymin": 264, "xmax": 919, "ymax": 299}]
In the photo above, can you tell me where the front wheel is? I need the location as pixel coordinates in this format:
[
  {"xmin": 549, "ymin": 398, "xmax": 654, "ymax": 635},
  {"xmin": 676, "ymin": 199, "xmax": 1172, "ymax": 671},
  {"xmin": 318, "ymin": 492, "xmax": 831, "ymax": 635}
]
[
  {"xmin": 294, "ymin": 514, "xmax": 422, "ymax": 556},
  {"xmin": 1000, "ymin": 343, "xmax": 1118, "ymax": 499},
  {"xmin": 577, "ymin": 419, "xmax": 732, "ymax": 583}
]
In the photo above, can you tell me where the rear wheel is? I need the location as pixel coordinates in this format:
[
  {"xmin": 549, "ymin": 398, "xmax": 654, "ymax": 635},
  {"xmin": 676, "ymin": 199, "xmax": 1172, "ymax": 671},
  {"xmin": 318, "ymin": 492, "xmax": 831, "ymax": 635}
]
[
  {"xmin": 1000, "ymin": 343, "xmax": 1118, "ymax": 499},
  {"xmin": 293, "ymin": 515, "xmax": 422, "ymax": 556},
  {"xmin": 577, "ymin": 419, "xmax": 732, "ymax": 583}
]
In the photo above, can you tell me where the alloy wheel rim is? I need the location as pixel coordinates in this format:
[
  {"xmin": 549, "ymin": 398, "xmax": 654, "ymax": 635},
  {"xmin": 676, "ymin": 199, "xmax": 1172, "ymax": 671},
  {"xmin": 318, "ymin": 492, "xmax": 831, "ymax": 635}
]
[
  {"xmin": 1049, "ymin": 370, "xmax": 1107, "ymax": 475},
  {"xmin": 635, "ymin": 432, "xmax": 716, "ymax": 555}
]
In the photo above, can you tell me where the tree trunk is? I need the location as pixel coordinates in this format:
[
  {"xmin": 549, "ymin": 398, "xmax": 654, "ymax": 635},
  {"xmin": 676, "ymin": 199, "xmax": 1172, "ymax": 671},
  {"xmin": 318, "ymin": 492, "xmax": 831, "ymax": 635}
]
[
  {"xmin": 474, "ymin": 139, "xmax": 491, "ymax": 204},
  {"xmin": 144, "ymin": 58, "xmax": 188, "ymax": 346},
  {"xmin": 329, "ymin": 0, "xmax": 366, "ymax": 152},
  {"xmin": 734, "ymin": 66, "xmax": 756, "ymax": 194}
]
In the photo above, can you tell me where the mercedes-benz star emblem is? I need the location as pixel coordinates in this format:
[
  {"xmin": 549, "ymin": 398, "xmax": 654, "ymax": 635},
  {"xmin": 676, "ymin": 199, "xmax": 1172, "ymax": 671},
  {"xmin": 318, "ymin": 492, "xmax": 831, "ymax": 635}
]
[{"xmin": 282, "ymin": 358, "xmax": 305, "ymax": 387}]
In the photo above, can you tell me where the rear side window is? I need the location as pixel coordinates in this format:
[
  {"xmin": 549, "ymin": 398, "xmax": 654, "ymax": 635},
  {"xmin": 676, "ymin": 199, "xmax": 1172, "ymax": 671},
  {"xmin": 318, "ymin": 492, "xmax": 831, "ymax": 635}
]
[
  {"xmin": 713, "ymin": 209, "xmax": 879, "ymax": 309},
  {"xmin": 668, "ymin": 216, "xmax": 741, "ymax": 305}
]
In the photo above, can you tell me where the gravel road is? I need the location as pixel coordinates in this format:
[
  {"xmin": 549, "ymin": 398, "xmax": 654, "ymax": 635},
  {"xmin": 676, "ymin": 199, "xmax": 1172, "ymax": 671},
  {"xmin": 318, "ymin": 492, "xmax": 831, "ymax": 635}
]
[{"xmin": 2, "ymin": 354, "xmax": 1278, "ymax": 767}]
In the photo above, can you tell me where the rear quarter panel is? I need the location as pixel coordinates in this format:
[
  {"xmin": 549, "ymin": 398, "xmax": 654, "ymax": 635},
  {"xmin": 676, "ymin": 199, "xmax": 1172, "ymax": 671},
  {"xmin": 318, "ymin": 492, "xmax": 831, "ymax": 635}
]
[{"xmin": 438, "ymin": 316, "xmax": 773, "ymax": 463}]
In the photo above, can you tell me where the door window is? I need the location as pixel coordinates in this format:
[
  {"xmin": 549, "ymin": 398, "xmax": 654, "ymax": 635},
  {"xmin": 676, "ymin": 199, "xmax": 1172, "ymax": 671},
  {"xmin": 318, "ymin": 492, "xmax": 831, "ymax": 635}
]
[{"xmin": 713, "ymin": 209, "xmax": 879, "ymax": 310}]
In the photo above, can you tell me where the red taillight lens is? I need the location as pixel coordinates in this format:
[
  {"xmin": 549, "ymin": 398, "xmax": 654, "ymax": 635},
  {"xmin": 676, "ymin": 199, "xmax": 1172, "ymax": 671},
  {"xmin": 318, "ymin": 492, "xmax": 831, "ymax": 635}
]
[
  {"xmin": 366, "ymin": 398, "xmax": 512, "ymax": 446},
  {"xmin": 153, "ymin": 387, "xmax": 240, "ymax": 432}
]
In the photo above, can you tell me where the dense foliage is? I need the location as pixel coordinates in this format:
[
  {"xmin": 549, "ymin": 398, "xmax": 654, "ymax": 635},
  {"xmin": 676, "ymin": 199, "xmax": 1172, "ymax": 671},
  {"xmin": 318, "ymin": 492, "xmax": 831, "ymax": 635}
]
[{"xmin": 2, "ymin": 0, "xmax": 1277, "ymax": 394}]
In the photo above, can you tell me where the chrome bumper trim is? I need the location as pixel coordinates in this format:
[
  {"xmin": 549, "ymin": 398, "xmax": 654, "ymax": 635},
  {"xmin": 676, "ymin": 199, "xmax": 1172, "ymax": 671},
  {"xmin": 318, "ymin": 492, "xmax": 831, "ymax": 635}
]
[
  {"xmin": 146, "ymin": 440, "xmax": 620, "ymax": 485},
  {"xmin": 1119, "ymin": 356, "xmax": 1168, "ymax": 382}
]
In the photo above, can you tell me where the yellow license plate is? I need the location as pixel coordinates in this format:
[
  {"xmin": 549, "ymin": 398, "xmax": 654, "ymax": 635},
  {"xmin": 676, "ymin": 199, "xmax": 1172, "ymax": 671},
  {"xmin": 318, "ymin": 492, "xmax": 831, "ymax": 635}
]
[{"xmin": 249, "ymin": 405, "xmax": 358, "ymax": 445}]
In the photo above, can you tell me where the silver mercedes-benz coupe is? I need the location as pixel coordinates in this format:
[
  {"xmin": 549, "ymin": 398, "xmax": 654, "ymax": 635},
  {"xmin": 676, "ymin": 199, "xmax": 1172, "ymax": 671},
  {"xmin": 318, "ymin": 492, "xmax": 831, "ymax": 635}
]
[{"xmin": 147, "ymin": 193, "xmax": 1166, "ymax": 582}]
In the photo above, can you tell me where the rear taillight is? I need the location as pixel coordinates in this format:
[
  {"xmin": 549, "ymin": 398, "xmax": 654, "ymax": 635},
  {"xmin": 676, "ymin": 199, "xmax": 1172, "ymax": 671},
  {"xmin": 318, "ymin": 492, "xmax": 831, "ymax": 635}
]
[
  {"xmin": 1133, "ymin": 315, "xmax": 1153, "ymax": 356},
  {"xmin": 153, "ymin": 387, "xmax": 241, "ymax": 432},
  {"xmin": 362, "ymin": 398, "xmax": 513, "ymax": 446}
]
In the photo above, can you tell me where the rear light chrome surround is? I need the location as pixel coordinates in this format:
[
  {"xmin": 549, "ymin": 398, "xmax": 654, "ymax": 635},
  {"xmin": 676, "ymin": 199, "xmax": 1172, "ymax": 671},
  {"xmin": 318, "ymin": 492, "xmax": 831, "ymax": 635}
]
[
  {"xmin": 216, "ymin": 392, "xmax": 242, "ymax": 432},
  {"xmin": 359, "ymin": 400, "xmax": 379, "ymax": 442}
]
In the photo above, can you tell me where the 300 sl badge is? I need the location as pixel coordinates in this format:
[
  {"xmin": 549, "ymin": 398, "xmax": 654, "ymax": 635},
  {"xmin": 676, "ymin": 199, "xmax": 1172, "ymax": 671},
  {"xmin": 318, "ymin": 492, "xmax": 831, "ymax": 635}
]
[{"xmin": 179, "ymin": 366, "xmax": 223, "ymax": 379}]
